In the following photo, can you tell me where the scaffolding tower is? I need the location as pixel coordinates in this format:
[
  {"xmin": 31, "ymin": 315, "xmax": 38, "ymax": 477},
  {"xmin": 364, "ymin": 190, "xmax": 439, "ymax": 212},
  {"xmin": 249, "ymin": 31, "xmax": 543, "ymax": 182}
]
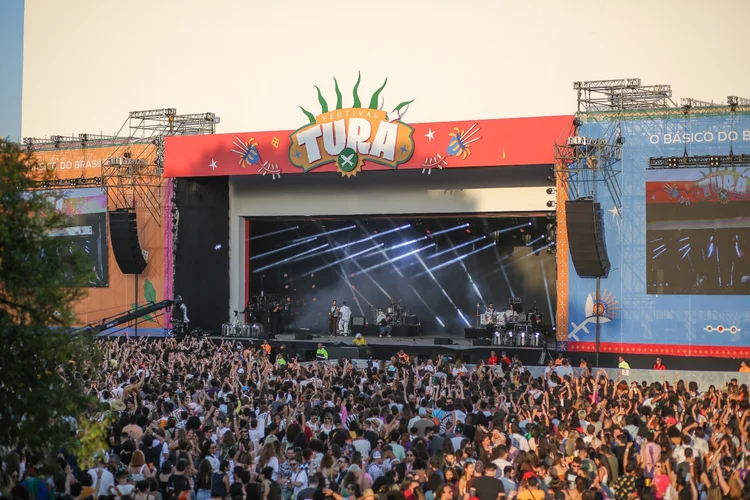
[
  {"xmin": 100, "ymin": 108, "xmax": 217, "ymax": 224},
  {"xmin": 23, "ymin": 108, "xmax": 217, "ymax": 225},
  {"xmin": 555, "ymin": 78, "xmax": 679, "ymax": 211}
]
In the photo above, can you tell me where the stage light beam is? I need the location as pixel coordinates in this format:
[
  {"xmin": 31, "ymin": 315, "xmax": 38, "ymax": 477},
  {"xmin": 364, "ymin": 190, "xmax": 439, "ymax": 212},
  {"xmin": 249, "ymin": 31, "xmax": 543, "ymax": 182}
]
[
  {"xmin": 302, "ymin": 243, "xmax": 384, "ymax": 276},
  {"xmin": 490, "ymin": 222, "xmax": 534, "ymax": 236},
  {"xmin": 252, "ymin": 243, "xmax": 330, "ymax": 273},
  {"xmin": 289, "ymin": 224, "xmax": 411, "ymax": 264},
  {"xmin": 427, "ymin": 236, "xmax": 486, "ymax": 259},
  {"xmin": 350, "ymin": 244, "xmax": 436, "ymax": 277},
  {"xmin": 251, "ymin": 237, "xmax": 317, "ymax": 260},
  {"xmin": 250, "ymin": 226, "xmax": 299, "ymax": 240},
  {"xmin": 413, "ymin": 242, "xmax": 496, "ymax": 277},
  {"xmin": 291, "ymin": 225, "xmax": 356, "ymax": 242}
]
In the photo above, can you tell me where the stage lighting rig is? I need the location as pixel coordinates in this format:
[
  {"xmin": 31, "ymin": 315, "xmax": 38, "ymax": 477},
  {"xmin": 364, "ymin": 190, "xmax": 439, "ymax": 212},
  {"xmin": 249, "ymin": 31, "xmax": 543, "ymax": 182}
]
[
  {"xmin": 546, "ymin": 187, "xmax": 556, "ymax": 195},
  {"xmin": 648, "ymin": 154, "xmax": 750, "ymax": 170},
  {"xmin": 546, "ymin": 200, "xmax": 556, "ymax": 208}
]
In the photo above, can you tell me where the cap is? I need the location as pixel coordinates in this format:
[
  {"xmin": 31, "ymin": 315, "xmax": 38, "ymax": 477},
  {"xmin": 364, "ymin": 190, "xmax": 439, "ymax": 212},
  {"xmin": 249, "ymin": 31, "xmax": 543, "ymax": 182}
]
[
  {"xmin": 522, "ymin": 471, "xmax": 536, "ymax": 481},
  {"xmin": 419, "ymin": 407, "xmax": 427, "ymax": 417},
  {"xmin": 356, "ymin": 333, "xmax": 362, "ymax": 338},
  {"xmin": 372, "ymin": 451, "xmax": 382, "ymax": 459}
]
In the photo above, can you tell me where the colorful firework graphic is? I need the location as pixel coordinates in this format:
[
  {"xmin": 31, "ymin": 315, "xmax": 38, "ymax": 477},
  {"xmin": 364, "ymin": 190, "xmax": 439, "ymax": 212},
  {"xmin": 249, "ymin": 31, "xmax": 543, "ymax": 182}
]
[
  {"xmin": 421, "ymin": 123, "xmax": 483, "ymax": 174},
  {"xmin": 447, "ymin": 124, "xmax": 481, "ymax": 160},
  {"xmin": 231, "ymin": 136, "xmax": 261, "ymax": 168}
]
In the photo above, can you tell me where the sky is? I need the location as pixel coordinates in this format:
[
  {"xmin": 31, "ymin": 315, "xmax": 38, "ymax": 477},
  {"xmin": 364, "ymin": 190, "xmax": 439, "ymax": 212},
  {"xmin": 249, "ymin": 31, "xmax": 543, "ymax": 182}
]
[{"xmin": 0, "ymin": 0, "xmax": 24, "ymax": 142}]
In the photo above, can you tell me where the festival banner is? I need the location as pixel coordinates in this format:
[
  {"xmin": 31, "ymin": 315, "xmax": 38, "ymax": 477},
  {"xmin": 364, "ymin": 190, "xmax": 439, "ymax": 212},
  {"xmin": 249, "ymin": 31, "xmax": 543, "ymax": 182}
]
[{"xmin": 164, "ymin": 75, "xmax": 571, "ymax": 179}]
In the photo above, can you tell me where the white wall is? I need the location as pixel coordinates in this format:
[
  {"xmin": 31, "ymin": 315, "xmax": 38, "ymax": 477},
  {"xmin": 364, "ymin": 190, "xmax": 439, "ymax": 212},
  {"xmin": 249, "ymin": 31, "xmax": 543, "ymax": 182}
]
[
  {"xmin": 22, "ymin": 0, "xmax": 750, "ymax": 138},
  {"xmin": 227, "ymin": 168, "xmax": 555, "ymax": 316}
]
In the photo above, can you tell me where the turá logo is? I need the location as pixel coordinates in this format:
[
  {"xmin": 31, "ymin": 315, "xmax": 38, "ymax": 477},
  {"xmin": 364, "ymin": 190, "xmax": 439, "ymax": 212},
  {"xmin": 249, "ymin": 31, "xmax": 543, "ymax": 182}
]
[
  {"xmin": 289, "ymin": 73, "xmax": 415, "ymax": 177},
  {"xmin": 694, "ymin": 167, "xmax": 750, "ymax": 203}
]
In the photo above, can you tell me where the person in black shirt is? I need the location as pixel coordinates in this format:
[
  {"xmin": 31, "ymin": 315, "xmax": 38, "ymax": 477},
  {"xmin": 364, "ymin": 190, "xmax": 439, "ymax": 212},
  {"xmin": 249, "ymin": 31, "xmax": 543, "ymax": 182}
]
[
  {"xmin": 166, "ymin": 459, "xmax": 191, "ymax": 500},
  {"xmin": 471, "ymin": 463, "xmax": 505, "ymax": 500}
]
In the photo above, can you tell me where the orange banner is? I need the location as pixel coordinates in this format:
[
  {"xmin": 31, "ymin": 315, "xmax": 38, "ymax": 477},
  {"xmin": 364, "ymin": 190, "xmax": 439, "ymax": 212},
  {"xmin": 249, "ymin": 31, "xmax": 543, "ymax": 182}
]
[
  {"xmin": 28, "ymin": 143, "xmax": 154, "ymax": 180},
  {"xmin": 29, "ymin": 145, "xmax": 168, "ymax": 331}
]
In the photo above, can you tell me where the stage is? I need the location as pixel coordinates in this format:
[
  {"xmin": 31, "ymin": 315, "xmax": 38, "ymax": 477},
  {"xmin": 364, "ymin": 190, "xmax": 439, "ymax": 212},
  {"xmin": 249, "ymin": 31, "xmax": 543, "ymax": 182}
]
[{"xmin": 206, "ymin": 332, "xmax": 554, "ymax": 366}]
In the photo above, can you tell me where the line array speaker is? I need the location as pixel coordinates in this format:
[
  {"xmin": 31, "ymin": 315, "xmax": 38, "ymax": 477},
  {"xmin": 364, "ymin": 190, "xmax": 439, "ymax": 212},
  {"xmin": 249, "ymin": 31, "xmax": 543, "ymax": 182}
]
[
  {"xmin": 109, "ymin": 209, "xmax": 148, "ymax": 275},
  {"xmin": 565, "ymin": 199, "xmax": 610, "ymax": 278}
]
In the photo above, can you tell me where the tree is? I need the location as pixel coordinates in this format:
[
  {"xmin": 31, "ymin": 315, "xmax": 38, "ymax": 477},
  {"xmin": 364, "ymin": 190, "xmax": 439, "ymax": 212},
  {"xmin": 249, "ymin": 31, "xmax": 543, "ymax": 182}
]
[{"xmin": 0, "ymin": 139, "xmax": 100, "ymax": 474}]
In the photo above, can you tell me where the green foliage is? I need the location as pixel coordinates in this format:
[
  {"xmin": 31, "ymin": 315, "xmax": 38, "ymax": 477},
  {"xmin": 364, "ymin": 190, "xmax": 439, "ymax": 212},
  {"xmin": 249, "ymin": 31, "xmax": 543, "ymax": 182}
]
[
  {"xmin": 333, "ymin": 78, "xmax": 343, "ymax": 110},
  {"xmin": 368, "ymin": 78, "xmax": 388, "ymax": 110},
  {"xmin": 0, "ymin": 139, "xmax": 99, "ymax": 474},
  {"xmin": 392, "ymin": 100, "xmax": 414, "ymax": 117},
  {"xmin": 314, "ymin": 86, "xmax": 329, "ymax": 114},
  {"xmin": 352, "ymin": 71, "xmax": 362, "ymax": 108},
  {"xmin": 75, "ymin": 415, "xmax": 114, "ymax": 471},
  {"xmin": 299, "ymin": 105, "xmax": 316, "ymax": 125}
]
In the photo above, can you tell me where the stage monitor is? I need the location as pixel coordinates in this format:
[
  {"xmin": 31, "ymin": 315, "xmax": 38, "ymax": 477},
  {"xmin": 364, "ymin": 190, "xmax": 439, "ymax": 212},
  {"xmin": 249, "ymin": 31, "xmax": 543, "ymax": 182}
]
[{"xmin": 646, "ymin": 167, "xmax": 750, "ymax": 295}]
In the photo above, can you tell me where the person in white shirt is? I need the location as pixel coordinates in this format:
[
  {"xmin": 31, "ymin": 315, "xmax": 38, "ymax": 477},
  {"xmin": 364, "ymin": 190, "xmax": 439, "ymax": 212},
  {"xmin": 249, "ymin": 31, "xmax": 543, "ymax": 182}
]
[
  {"xmin": 338, "ymin": 302, "xmax": 352, "ymax": 336},
  {"xmin": 288, "ymin": 459, "xmax": 308, "ymax": 499},
  {"xmin": 510, "ymin": 424, "xmax": 530, "ymax": 452},
  {"xmin": 88, "ymin": 457, "xmax": 115, "ymax": 497},
  {"xmin": 352, "ymin": 428, "xmax": 372, "ymax": 456}
]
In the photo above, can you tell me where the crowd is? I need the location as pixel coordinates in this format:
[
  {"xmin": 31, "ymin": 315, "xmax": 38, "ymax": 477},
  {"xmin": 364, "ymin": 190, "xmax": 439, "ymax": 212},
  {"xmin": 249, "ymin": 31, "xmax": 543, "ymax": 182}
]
[{"xmin": 4, "ymin": 336, "xmax": 750, "ymax": 500}]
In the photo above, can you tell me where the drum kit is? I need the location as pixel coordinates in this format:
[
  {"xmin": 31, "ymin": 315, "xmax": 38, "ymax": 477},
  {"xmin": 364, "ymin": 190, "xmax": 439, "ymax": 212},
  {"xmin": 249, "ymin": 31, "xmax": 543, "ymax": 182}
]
[{"xmin": 371, "ymin": 299, "xmax": 409, "ymax": 325}]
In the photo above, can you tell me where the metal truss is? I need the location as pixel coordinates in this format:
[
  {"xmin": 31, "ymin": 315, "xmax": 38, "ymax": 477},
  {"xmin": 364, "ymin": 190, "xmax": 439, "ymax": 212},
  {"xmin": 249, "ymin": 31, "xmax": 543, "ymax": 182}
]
[
  {"xmin": 101, "ymin": 138, "xmax": 164, "ymax": 225},
  {"xmin": 31, "ymin": 177, "xmax": 104, "ymax": 189},
  {"xmin": 128, "ymin": 109, "xmax": 217, "ymax": 137},
  {"xmin": 25, "ymin": 107, "xmax": 216, "ymax": 226},
  {"xmin": 648, "ymin": 153, "xmax": 750, "ymax": 169},
  {"xmin": 99, "ymin": 109, "xmax": 215, "ymax": 226},
  {"xmin": 729, "ymin": 96, "xmax": 750, "ymax": 107},
  {"xmin": 554, "ymin": 120, "xmax": 623, "ymax": 210},
  {"xmin": 574, "ymin": 78, "xmax": 675, "ymax": 112}
]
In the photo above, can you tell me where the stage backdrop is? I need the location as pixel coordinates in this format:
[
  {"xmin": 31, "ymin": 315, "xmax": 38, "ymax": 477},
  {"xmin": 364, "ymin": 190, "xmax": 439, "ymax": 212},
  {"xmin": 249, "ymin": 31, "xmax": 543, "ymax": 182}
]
[
  {"xmin": 29, "ymin": 144, "xmax": 171, "ymax": 333},
  {"xmin": 561, "ymin": 109, "xmax": 750, "ymax": 359}
]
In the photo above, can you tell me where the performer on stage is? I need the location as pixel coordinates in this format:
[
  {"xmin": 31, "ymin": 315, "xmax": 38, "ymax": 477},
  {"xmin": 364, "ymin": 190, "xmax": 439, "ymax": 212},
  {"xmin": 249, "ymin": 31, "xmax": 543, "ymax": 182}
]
[
  {"xmin": 338, "ymin": 301, "xmax": 352, "ymax": 336},
  {"xmin": 379, "ymin": 313, "xmax": 392, "ymax": 338},
  {"xmin": 269, "ymin": 302, "xmax": 283, "ymax": 337},
  {"xmin": 504, "ymin": 303, "xmax": 518, "ymax": 325},
  {"xmin": 484, "ymin": 302, "xmax": 498, "ymax": 336},
  {"xmin": 328, "ymin": 300, "xmax": 340, "ymax": 337}
]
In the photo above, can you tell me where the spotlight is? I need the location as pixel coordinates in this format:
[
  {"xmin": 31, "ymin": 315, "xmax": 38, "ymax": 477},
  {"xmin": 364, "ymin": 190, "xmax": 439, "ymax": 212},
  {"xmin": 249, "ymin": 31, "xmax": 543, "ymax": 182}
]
[
  {"xmin": 546, "ymin": 223, "xmax": 554, "ymax": 231},
  {"xmin": 546, "ymin": 200, "xmax": 556, "ymax": 208},
  {"xmin": 709, "ymin": 156, "xmax": 721, "ymax": 167},
  {"xmin": 522, "ymin": 233, "xmax": 531, "ymax": 245},
  {"xmin": 546, "ymin": 188, "xmax": 555, "ymax": 195},
  {"xmin": 547, "ymin": 175, "xmax": 555, "ymax": 183},
  {"xmin": 667, "ymin": 157, "xmax": 679, "ymax": 168}
]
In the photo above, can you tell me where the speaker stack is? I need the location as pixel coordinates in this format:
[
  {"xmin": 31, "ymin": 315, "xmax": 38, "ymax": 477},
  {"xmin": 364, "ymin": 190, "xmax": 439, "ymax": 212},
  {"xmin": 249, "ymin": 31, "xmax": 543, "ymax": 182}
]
[
  {"xmin": 109, "ymin": 209, "xmax": 148, "ymax": 274},
  {"xmin": 565, "ymin": 200, "xmax": 611, "ymax": 278}
]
